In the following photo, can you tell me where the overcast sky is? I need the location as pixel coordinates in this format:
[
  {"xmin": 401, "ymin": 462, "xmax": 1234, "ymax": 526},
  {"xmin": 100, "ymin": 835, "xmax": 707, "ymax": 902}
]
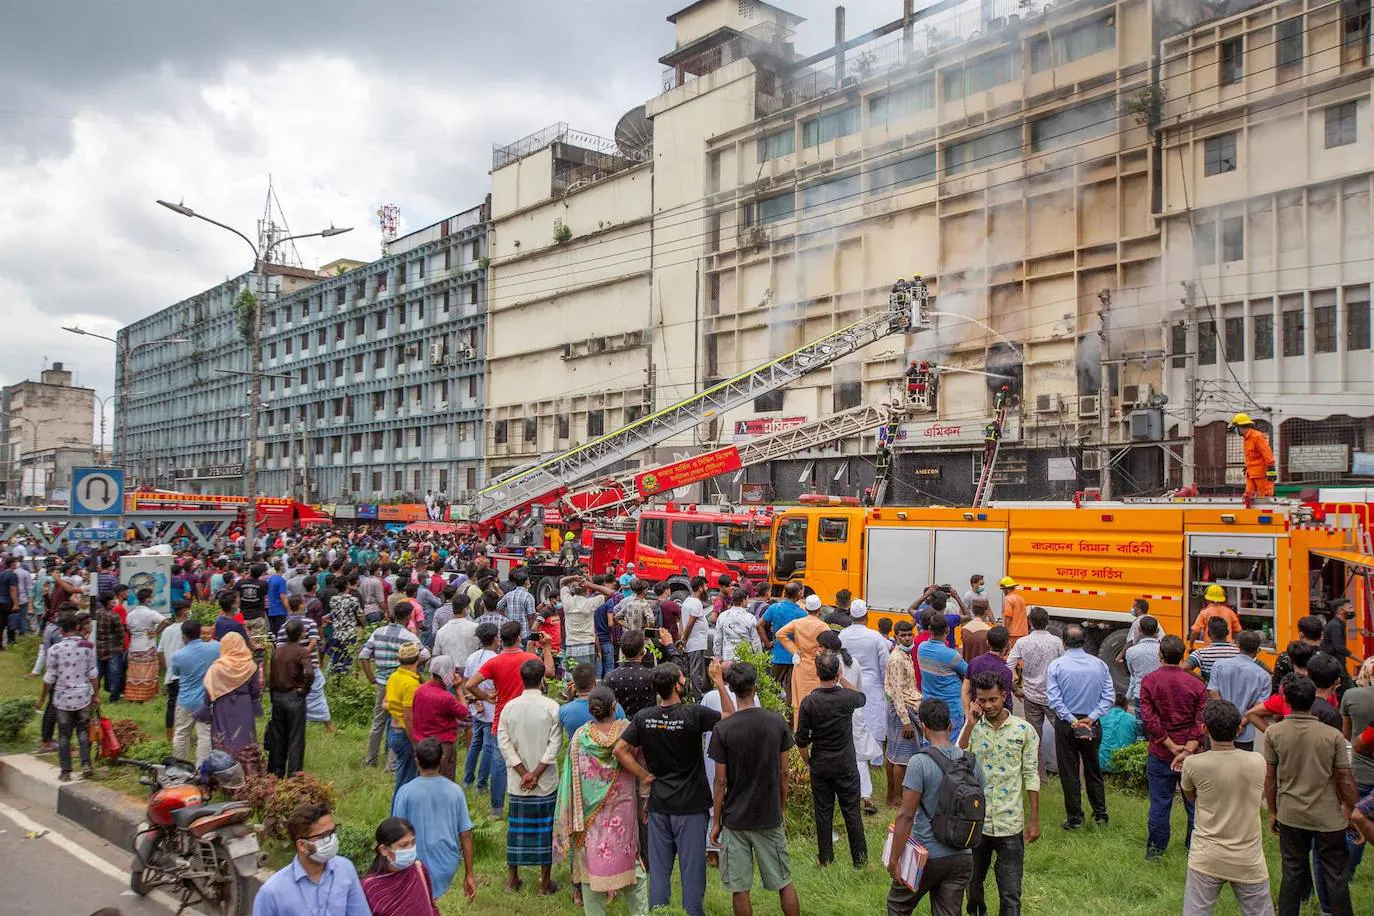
[{"xmin": 0, "ymin": 0, "xmax": 897, "ymax": 445}]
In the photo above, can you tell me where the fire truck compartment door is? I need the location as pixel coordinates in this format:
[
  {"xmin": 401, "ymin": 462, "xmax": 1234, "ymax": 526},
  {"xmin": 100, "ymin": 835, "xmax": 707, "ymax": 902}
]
[
  {"xmin": 934, "ymin": 529, "xmax": 1006, "ymax": 619},
  {"xmin": 1188, "ymin": 534, "xmax": 1277, "ymax": 560},
  {"xmin": 865, "ymin": 527, "xmax": 932, "ymax": 612},
  {"xmin": 1310, "ymin": 549, "xmax": 1374, "ymax": 573}
]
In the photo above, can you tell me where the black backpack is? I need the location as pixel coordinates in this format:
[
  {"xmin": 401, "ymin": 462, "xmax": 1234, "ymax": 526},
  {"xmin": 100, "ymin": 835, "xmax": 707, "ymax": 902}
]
[{"xmin": 918, "ymin": 747, "xmax": 986, "ymax": 849}]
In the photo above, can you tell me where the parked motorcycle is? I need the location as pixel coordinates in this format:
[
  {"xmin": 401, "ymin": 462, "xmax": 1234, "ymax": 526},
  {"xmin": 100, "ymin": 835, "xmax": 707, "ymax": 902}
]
[{"xmin": 121, "ymin": 751, "xmax": 262, "ymax": 916}]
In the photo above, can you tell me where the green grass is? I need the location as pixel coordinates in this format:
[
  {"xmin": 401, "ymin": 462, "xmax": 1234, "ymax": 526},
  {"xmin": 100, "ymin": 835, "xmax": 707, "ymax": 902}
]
[{"xmin": 2, "ymin": 637, "xmax": 1368, "ymax": 914}]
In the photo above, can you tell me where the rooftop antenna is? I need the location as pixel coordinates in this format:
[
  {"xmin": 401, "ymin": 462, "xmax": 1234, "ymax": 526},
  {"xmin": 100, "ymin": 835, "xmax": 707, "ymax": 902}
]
[
  {"xmin": 257, "ymin": 175, "xmax": 304, "ymax": 268},
  {"xmin": 377, "ymin": 204, "xmax": 400, "ymax": 254}
]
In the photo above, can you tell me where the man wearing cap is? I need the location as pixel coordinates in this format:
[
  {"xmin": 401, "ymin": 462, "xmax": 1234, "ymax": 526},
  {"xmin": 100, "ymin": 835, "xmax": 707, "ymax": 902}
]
[
  {"xmin": 1190, "ymin": 585, "xmax": 1241, "ymax": 648},
  {"xmin": 839, "ymin": 598, "xmax": 890, "ymax": 775},
  {"xmin": 384, "ymin": 640, "xmax": 425, "ymax": 792},
  {"xmin": 999, "ymin": 577, "xmax": 1028, "ymax": 644},
  {"xmin": 1229, "ymin": 413, "xmax": 1276, "ymax": 498}
]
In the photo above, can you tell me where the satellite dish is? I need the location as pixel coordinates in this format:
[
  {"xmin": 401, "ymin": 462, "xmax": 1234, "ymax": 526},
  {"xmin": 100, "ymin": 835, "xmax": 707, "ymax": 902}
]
[{"xmin": 614, "ymin": 105, "xmax": 654, "ymax": 161}]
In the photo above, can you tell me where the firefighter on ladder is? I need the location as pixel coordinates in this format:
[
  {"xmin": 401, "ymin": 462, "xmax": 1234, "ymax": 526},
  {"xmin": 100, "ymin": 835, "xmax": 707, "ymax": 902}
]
[
  {"xmin": 993, "ymin": 384, "xmax": 1011, "ymax": 412},
  {"xmin": 1229, "ymin": 412, "xmax": 1276, "ymax": 497},
  {"xmin": 982, "ymin": 420, "xmax": 1002, "ymax": 464}
]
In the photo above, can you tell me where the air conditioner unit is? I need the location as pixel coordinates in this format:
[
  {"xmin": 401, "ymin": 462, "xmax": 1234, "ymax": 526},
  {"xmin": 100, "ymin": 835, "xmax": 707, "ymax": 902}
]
[
  {"xmin": 1081, "ymin": 450, "xmax": 1104, "ymax": 471},
  {"xmin": 1078, "ymin": 395, "xmax": 1099, "ymax": 419},
  {"xmin": 403, "ymin": 344, "xmax": 419, "ymax": 358},
  {"xmin": 429, "ymin": 341, "xmax": 446, "ymax": 366},
  {"xmin": 460, "ymin": 346, "xmax": 476, "ymax": 360},
  {"xmin": 1034, "ymin": 393, "xmax": 1061, "ymax": 414},
  {"xmin": 1121, "ymin": 383, "xmax": 1153, "ymax": 408}
]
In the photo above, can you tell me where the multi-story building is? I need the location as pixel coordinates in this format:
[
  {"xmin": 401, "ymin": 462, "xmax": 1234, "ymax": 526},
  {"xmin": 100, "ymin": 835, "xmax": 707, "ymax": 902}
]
[
  {"xmin": 1, "ymin": 363, "xmax": 97, "ymax": 502},
  {"xmin": 117, "ymin": 265, "xmax": 324, "ymax": 493},
  {"xmin": 117, "ymin": 200, "xmax": 488, "ymax": 503},
  {"xmin": 257, "ymin": 203, "xmax": 489, "ymax": 503},
  {"xmin": 1159, "ymin": 0, "xmax": 1373, "ymax": 488}
]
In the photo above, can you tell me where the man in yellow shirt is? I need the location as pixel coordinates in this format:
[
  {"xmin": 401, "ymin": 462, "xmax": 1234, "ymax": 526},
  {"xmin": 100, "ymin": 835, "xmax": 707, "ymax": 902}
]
[
  {"xmin": 1000, "ymin": 577, "xmax": 1028, "ymax": 644},
  {"xmin": 385, "ymin": 641, "xmax": 424, "ymax": 793}
]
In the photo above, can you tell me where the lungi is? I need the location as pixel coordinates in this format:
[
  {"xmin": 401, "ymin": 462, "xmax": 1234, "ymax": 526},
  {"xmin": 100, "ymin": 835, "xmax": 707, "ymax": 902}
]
[
  {"xmin": 124, "ymin": 648, "xmax": 161, "ymax": 703},
  {"xmin": 886, "ymin": 701, "xmax": 925, "ymax": 764},
  {"xmin": 305, "ymin": 668, "xmax": 331, "ymax": 723},
  {"xmin": 506, "ymin": 791, "xmax": 558, "ymax": 866}
]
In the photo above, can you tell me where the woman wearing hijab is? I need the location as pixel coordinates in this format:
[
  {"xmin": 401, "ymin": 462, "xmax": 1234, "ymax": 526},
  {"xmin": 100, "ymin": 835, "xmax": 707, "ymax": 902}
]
[
  {"xmin": 554, "ymin": 685, "xmax": 653, "ymax": 915},
  {"xmin": 361, "ymin": 817, "xmax": 440, "ymax": 916},
  {"xmin": 775, "ymin": 593, "xmax": 831, "ymax": 724},
  {"xmin": 410, "ymin": 656, "xmax": 470, "ymax": 782},
  {"xmin": 201, "ymin": 632, "xmax": 263, "ymax": 772}
]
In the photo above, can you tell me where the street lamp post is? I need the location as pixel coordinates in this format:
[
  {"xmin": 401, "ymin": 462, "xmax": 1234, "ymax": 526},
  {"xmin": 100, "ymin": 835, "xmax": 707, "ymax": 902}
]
[{"xmin": 156, "ymin": 199, "xmax": 350, "ymax": 553}]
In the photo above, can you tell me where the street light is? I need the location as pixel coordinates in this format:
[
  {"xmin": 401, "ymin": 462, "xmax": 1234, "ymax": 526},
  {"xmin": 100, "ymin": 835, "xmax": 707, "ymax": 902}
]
[
  {"xmin": 62, "ymin": 327, "xmax": 190, "ymax": 472},
  {"xmin": 156, "ymin": 197, "xmax": 351, "ymax": 553}
]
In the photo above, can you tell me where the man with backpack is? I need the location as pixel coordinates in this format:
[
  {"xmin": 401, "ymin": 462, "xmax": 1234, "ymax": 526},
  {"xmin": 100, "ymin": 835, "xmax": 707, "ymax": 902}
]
[{"xmin": 887, "ymin": 698, "xmax": 986, "ymax": 916}]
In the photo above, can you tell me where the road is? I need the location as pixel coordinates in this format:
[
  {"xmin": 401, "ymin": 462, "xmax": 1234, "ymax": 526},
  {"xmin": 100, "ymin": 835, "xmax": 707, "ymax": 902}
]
[{"xmin": 0, "ymin": 791, "xmax": 173, "ymax": 916}]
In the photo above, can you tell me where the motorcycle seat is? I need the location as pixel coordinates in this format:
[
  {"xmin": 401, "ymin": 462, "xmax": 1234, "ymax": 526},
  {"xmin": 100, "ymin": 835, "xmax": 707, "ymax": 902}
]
[{"xmin": 171, "ymin": 800, "xmax": 250, "ymax": 830}]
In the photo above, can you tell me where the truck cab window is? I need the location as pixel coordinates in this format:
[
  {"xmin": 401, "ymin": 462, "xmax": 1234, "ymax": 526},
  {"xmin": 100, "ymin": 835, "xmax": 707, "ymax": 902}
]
[
  {"xmin": 672, "ymin": 520, "xmax": 715, "ymax": 556},
  {"xmin": 639, "ymin": 517, "xmax": 666, "ymax": 551},
  {"xmin": 775, "ymin": 517, "xmax": 809, "ymax": 579},
  {"xmin": 818, "ymin": 517, "xmax": 849, "ymax": 542}
]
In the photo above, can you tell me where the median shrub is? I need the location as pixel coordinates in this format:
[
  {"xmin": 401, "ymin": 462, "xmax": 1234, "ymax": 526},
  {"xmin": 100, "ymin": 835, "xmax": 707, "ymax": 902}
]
[
  {"xmin": 237, "ymin": 771, "xmax": 337, "ymax": 841},
  {"xmin": 1107, "ymin": 740, "xmax": 1149, "ymax": 792},
  {"xmin": 0, "ymin": 698, "xmax": 36, "ymax": 743},
  {"xmin": 324, "ymin": 670, "xmax": 377, "ymax": 729}
]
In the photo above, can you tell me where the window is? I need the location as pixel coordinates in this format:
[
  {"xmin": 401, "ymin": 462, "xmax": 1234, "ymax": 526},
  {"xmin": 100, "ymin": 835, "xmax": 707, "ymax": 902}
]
[
  {"xmin": 466, "ymin": 467, "xmax": 477, "ymax": 491},
  {"xmin": 1325, "ymin": 102, "xmax": 1357, "ymax": 148},
  {"xmin": 833, "ymin": 376, "xmax": 861, "ymax": 411},
  {"xmin": 1171, "ymin": 322, "xmax": 1187, "ymax": 368},
  {"xmin": 671, "ymin": 520, "xmax": 714, "ymax": 552},
  {"xmin": 750, "ymin": 192, "xmax": 795, "ymax": 225},
  {"xmin": 373, "ymin": 349, "xmax": 386, "ymax": 369},
  {"xmin": 774, "ymin": 516, "xmax": 808, "ymax": 579},
  {"xmin": 1344, "ymin": 0, "xmax": 1370, "ymax": 55},
  {"xmin": 817, "ymin": 517, "xmax": 849, "ymax": 542},
  {"xmin": 1194, "ymin": 220, "xmax": 1216, "ymax": 266},
  {"xmin": 315, "ymin": 363, "xmax": 326, "ymax": 382},
  {"xmin": 493, "ymin": 420, "xmax": 507, "ymax": 445},
  {"xmin": 1224, "ymin": 316, "xmax": 1245, "ymax": 361},
  {"xmin": 869, "ymin": 79, "xmax": 935, "ymax": 126},
  {"xmin": 334, "ymin": 322, "xmax": 344, "ymax": 341},
  {"xmin": 943, "ymin": 52, "xmax": 1014, "ymax": 100},
  {"xmin": 867, "ymin": 148, "xmax": 936, "ymax": 195},
  {"xmin": 1314, "ymin": 302, "xmax": 1338, "ymax": 352},
  {"xmin": 1030, "ymin": 97, "xmax": 1115, "ymax": 151},
  {"xmin": 557, "ymin": 413, "xmax": 569, "ymax": 439},
  {"xmin": 371, "ymin": 431, "xmax": 383, "ymax": 450},
  {"xmin": 316, "ymin": 328, "xmax": 326, "ymax": 346},
  {"xmin": 1198, "ymin": 320, "xmax": 1217, "ymax": 365},
  {"xmin": 285, "ymin": 336, "xmax": 293, "ymax": 355},
  {"xmin": 1282, "ymin": 305, "xmax": 1305, "ymax": 356},
  {"xmin": 639, "ymin": 517, "xmax": 667, "ymax": 551},
  {"xmin": 757, "ymin": 130, "xmax": 795, "ymax": 161},
  {"xmin": 1032, "ymin": 13, "xmax": 1117, "ymax": 72},
  {"xmin": 268, "ymin": 342, "xmax": 277, "ymax": 358},
  {"xmin": 1276, "ymin": 17, "xmax": 1303, "ymax": 68},
  {"xmin": 1348, "ymin": 288, "xmax": 1371, "ymax": 350},
  {"xmin": 1222, "ymin": 216, "xmax": 1244, "ymax": 262},
  {"xmin": 1219, "ymin": 37, "xmax": 1244, "ymax": 85},
  {"xmin": 1253, "ymin": 313, "xmax": 1274, "ymax": 360},
  {"xmin": 1204, "ymin": 133, "xmax": 1237, "ymax": 175},
  {"xmin": 801, "ymin": 174, "xmax": 860, "ymax": 213},
  {"xmin": 371, "ymin": 471, "xmax": 382, "ymax": 493},
  {"xmin": 945, "ymin": 126, "xmax": 1022, "ymax": 175},
  {"xmin": 754, "ymin": 390, "xmax": 784, "ymax": 412},
  {"xmin": 801, "ymin": 106, "xmax": 859, "ymax": 147},
  {"xmin": 375, "ymin": 310, "xmax": 386, "ymax": 332},
  {"xmin": 587, "ymin": 410, "xmax": 605, "ymax": 437},
  {"xmin": 393, "ymin": 471, "xmax": 403, "ymax": 492},
  {"xmin": 354, "ymin": 317, "xmax": 366, "ymax": 336},
  {"xmin": 523, "ymin": 417, "xmax": 537, "ymax": 442}
]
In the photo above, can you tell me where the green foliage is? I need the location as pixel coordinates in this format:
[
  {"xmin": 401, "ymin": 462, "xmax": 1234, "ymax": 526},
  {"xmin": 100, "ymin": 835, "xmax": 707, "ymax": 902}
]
[
  {"xmin": 324, "ymin": 670, "xmax": 376, "ymax": 729},
  {"xmin": 238, "ymin": 771, "xmax": 337, "ymax": 841},
  {"xmin": 553, "ymin": 223, "xmax": 572, "ymax": 244},
  {"xmin": 11, "ymin": 634, "xmax": 39, "ymax": 672},
  {"xmin": 732, "ymin": 645, "xmax": 786, "ymax": 717},
  {"xmin": 337, "ymin": 821, "xmax": 376, "ymax": 873},
  {"xmin": 0, "ymin": 698, "xmax": 36, "ymax": 742},
  {"xmin": 1120, "ymin": 83, "xmax": 1167, "ymax": 132},
  {"xmin": 477, "ymin": 255, "xmax": 491, "ymax": 271},
  {"xmin": 233, "ymin": 288, "xmax": 258, "ymax": 346},
  {"xmin": 190, "ymin": 601, "xmax": 220, "ymax": 627},
  {"xmin": 124, "ymin": 739, "xmax": 173, "ymax": 763},
  {"xmin": 1108, "ymin": 740, "xmax": 1149, "ymax": 792}
]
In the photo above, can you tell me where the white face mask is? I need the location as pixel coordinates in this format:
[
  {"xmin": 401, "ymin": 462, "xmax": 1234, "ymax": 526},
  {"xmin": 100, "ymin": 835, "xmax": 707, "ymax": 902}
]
[{"xmin": 307, "ymin": 832, "xmax": 339, "ymax": 864}]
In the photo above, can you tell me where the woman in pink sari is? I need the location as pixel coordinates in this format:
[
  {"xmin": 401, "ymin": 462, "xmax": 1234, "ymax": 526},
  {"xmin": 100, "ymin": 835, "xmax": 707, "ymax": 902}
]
[
  {"xmin": 554, "ymin": 686, "xmax": 654, "ymax": 915},
  {"xmin": 361, "ymin": 817, "xmax": 440, "ymax": 916}
]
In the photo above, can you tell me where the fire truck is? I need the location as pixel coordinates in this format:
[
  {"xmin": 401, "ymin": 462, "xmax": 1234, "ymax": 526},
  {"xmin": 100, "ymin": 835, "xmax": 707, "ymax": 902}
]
[
  {"xmin": 768, "ymin": 498, "xmax": 1374, "ymax": 689},
  {"xmin": 126, "ymin": 490, "xmax": 331, "ymax": 531}
]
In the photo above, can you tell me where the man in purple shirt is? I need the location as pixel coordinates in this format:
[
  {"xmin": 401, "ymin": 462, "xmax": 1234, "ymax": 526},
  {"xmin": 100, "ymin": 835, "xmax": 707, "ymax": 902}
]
[
  {"xmin": 962, "ymin": 625, "xmax": 1014, "ymax": 712},
  {"xmin": 1138, "ymin": 634, "xmax": 1206, "ymax": 859}
]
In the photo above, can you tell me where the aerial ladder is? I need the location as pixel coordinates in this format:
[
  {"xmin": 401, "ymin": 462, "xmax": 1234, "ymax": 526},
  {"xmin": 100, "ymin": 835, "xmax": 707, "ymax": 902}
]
[
  {"xmin": 471, "ymin": 277, "xmax": 931, "ymax": 523},
  {"xmin": 972, "ymin": 384, "xmax": 1014, "ymax": 507}
]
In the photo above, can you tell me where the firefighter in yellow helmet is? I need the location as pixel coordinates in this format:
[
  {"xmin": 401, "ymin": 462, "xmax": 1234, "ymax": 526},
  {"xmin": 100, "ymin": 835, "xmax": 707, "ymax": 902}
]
[
  {"xmin": 1229, "ymin": 413, "xmax": 1275, "ymax": 497},
  {"xmin": 1190, "ymin": 583, "xmax": 1241, "ymax": 645}
]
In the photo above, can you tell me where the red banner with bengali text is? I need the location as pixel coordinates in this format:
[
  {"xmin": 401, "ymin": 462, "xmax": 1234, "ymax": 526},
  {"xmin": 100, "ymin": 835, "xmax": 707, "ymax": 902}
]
[{"xmin": 634, "ymin": 447, "xmax": 743, "ymax": 497}]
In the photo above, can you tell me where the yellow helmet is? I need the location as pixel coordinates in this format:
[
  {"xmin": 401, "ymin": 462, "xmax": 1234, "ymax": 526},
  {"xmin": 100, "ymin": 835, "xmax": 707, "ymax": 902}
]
[
  {"xmin": 1204, "ymin": 584, "xmax": 1227, "ymax": 603},
  {"xmin": 1229, "ymin": 413, "xmax": 1254, "ymax": 427},
  {"xmin": 998, "ymin": 576, "xmax": 1017, "ymax": 589}
]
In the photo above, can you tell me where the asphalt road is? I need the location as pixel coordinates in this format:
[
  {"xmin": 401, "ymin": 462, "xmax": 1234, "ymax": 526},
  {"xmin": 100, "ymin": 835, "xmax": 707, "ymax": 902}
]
[{"xmin": 0, "ymin": 791, "xmax": 173, "ymax": 916}]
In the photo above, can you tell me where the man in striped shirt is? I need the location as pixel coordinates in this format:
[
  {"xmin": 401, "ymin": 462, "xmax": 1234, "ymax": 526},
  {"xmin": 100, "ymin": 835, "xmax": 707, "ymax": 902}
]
[
  {"xmin": 360, "ymin": 603, "xmax": 430, "ymax": 767},
  {"xmin": 1185, "ymin": 616, "xmax": 1240, "ymax": 683}
]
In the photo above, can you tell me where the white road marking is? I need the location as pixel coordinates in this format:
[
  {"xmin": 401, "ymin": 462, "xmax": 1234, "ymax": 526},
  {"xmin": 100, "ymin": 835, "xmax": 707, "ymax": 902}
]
[{"xmin": 0, "ymin": 798, "xmax": 130, "ymax": 882}]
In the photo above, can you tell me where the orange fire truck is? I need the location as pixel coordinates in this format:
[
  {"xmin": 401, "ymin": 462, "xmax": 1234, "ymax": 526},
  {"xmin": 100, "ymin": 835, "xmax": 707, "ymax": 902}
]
[{"xmin": 768, "ymin": 499, "xmax": 1374, "ymax": 687}]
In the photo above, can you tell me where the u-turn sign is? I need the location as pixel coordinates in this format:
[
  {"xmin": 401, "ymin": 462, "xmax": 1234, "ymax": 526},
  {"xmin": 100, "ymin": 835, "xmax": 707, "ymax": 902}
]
[{"xmin": 71, "ymin": 467, "xmax": 125, "ymax": 515}]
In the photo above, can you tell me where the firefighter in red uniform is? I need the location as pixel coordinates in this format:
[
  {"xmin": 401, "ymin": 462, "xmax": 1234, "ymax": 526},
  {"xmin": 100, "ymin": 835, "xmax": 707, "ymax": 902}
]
[{"xmin": 1229, "ymin": 413, "xmax": 1276, "ymax": 497}]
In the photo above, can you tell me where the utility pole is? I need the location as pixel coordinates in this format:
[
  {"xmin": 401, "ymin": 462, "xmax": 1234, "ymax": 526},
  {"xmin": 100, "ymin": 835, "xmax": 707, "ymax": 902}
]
[
  {"xmin": 1097, "ymin": 289, "xmax": 1113, "ymax": 499},
  {"xmin": 1180, "ymin": 281, "xmax": 1198, "ymax": 487},
  {"xmin": 244, "ymin": 263, "xmax": 266, "ymax": 552}
]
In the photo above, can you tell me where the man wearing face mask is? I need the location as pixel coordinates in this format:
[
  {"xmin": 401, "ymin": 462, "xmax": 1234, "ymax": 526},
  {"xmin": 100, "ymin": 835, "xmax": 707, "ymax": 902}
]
[
  {"xmin": 962, "ymin": 575, "xmax": 987, "ymax": 623},
  {"xmin": 252, "ymin": 802, "xmax": 369, "ymax": 916}
]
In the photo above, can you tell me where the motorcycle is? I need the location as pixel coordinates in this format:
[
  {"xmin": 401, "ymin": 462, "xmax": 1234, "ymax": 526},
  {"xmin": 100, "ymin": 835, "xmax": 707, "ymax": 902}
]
[{"xmin": 119, "ymin": 753, "xmax": 263, "ymax": 916}]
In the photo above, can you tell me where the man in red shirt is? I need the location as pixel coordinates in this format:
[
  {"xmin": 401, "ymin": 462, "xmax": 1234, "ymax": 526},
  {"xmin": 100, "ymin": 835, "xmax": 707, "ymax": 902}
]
[
  {"xmin": 463, "ymin": 621, "xmax": 554, "ymax": 737},
  {"xmin": 1139, "ymin": 634, "xmax": 1206, "ymax": 859},
  {"xmin": 412, "ymin": 655, "xmax": 471, "ymax": 781}
]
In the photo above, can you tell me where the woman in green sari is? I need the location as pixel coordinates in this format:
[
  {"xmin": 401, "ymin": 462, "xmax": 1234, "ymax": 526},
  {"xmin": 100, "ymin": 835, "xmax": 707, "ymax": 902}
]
[{"xmin": 554, "ymin": 686, "xmax": 654, "ymax": 916}]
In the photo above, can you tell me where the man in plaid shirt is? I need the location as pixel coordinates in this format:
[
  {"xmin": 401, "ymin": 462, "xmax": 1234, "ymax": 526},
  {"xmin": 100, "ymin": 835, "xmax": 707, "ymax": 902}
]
[
  {"xmin": 360, "ymin": 603, "xmax": 429, "ymax": 767},
  {"xmin": 495, "ymin": 568, "xmax": 536, "ymax": 641}
]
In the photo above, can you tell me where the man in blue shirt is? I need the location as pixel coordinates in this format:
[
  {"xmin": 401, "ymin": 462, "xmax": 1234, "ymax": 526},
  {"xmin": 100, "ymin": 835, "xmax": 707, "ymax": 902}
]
[
  {"xmin": 252, "ymin": 802, "xmax": 369, "ymax": 916},
  {"xmin": 170, "ymin": 620, "xmax": 220, "ymax": 765},
  {"xmin": 266, "ymin": 561, "xmax": 290, "ymax": 636},
  {"xmin": 558, "ymin": 663, "xmax": 625, "ymax": 739},
  {"xmin": 1205, "ymin": 629, "xmax": 1271, "ymax": 751},
  {"xmin": 916, "ymin": 616, "xmax": 969, "ymax": 734},
  {"xmin": 391, "ymin": 738, "xmax": 477, "ymax": 901},
  {"xmin": 761, "ymin": 582, "xmax": 807, "ymax": 705},
  {"xmin": 1045, "ymin": 624, "xmax": 1115, "ymax": 829}
]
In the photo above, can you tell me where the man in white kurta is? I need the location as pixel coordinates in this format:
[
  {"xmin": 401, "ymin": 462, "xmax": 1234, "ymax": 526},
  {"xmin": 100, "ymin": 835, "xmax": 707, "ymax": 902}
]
[{"xmin": 839, "ymin": 600, "xmax": 890, "ymax": 767}]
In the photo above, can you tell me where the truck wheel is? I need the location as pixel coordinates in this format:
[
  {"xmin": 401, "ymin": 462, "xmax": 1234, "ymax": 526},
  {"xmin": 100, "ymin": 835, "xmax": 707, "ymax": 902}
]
[
  {"xmin": 534, "ymin": 576, "xmax": 560, "ymax": 605},
  {"xmin": 1096, "ymin": 628, "xmax": 1129, "ymax": 696}
]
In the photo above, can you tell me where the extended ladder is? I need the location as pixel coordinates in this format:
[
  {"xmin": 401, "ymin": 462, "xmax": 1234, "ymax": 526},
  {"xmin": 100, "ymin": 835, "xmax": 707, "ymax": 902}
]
[
  {"xmin": 972, "ymin": 396, "xmax": 1012, "ymax": 508},
  {"xmin": 472, "ymin": 280, "xmax": 929, "ymax": 522}
]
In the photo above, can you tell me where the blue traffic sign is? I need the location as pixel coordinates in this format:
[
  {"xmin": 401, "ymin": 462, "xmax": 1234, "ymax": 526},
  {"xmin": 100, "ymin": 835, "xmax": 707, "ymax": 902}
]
[
  {"xmin": 69, "ymin": 528, "xmax": 123, "ymax": 542},
  {"xmin": 72, "ymin": 467, "xmax": 125, "ymax": 516}
]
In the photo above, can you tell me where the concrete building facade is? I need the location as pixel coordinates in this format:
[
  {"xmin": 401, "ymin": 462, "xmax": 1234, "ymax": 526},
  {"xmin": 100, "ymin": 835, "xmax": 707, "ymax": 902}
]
[
  {"xmin": 1159, "ymin": 0, "xmax": 1373, "ymax": 489},
  {"xmin": 2, "ymin": 363, "xmax": 97, "ymax": 502}
]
